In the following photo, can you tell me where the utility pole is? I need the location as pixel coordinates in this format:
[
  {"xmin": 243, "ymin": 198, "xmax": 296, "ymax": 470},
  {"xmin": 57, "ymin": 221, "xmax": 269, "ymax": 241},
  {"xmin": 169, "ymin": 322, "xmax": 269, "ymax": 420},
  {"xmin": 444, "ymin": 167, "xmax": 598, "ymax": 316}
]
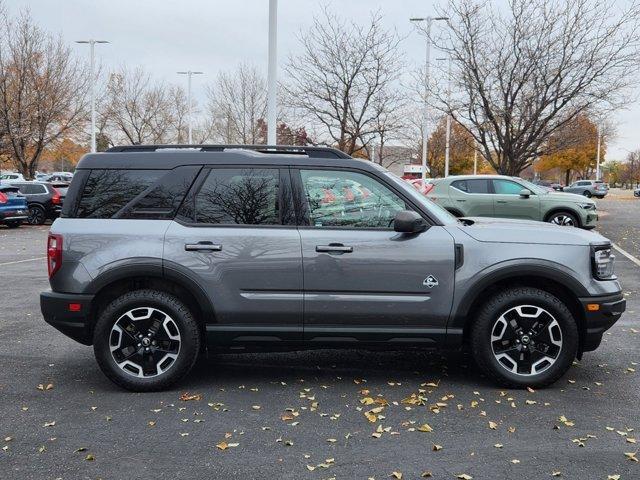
[
  {"xmin": 410, "ymin": 16, "xmax": 448, "ymax": 180},
  {"xmin": 267, "ymin": 0, "xmax": 278, "ymax": 145},
  {"xmin": 473, "ymin": 148, "xmax": 478, "ymax": 175},
  {"xmin": 437, "ymin": 57, "xmax": 452, "ymax": 177},
  {"xmin": 177, "ymin": 71, "xmax": 204, "ymax": 144},
  {"xmin": 595, "ymin": 123, "xmax": 602, "ymax": 181},
  {"xmin": 75, "ymin": 39, "xmax": 109, "ymax": 153}
]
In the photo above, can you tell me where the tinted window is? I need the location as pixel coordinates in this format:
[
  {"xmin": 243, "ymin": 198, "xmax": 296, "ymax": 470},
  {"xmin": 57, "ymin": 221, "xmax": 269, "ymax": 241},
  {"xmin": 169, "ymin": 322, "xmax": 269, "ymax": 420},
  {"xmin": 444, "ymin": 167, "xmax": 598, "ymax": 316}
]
[
  {"xmin": 76, "ymin": 170, "xmax": 164, "ymax": 218},
  {"xmin": 493, "ymin": 179, "xmax": 525, "ymax": 195},
  {"xmin": 118, "ymin": 166, "xmax": 200, "ymax": 219},
  {"xmin": 451, "ymin": 179, "xmax": 490, "ymax": 193},
  {"xmin": 194, "ymin": 168, "xmax": 280, "ymax": 225},
  {"xmin": 300, "ymin": 169, "xmax": 406, "ymax": 228}
]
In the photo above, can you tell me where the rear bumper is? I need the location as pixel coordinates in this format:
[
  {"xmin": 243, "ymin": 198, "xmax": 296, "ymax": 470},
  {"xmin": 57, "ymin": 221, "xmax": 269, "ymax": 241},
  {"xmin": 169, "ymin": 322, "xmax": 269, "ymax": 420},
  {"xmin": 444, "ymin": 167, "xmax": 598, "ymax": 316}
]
[
  {"xmin": 579, "ymin": 292, "xmax": 626, "ymax": 352},
  {"xmin": 40, "ymin": 290, "xmax": 94, "ymax": 345}
]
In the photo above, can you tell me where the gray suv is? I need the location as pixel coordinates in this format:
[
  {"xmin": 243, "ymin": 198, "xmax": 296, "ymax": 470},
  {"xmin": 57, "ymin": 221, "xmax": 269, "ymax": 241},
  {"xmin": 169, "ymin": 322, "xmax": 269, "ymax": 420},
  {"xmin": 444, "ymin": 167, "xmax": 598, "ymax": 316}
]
[
  {"xmin": 40, "ymin": 145, "xmax": 626, "ymax": 391},
  {"xmin": 563, "ymin": 180, "xmax": 609, "ymax": 198}
]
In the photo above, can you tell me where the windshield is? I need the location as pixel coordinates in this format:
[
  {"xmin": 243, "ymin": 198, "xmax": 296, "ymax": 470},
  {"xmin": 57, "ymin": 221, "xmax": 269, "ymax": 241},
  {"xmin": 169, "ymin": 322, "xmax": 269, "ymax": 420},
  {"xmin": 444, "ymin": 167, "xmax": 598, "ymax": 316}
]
[
  {"xmin": 378, "ymin": 168, "xmax": 458, "ymax": 225},
  {"xmin": 518, "ymin": 179, "xmax": 548, "ymax": 195}
]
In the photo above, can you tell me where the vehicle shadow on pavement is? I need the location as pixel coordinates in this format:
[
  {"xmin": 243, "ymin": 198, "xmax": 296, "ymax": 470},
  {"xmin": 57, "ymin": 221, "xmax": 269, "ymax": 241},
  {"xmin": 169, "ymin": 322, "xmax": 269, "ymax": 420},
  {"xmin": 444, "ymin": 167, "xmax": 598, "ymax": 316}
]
[{"xmin": 183, "ymin": 348, "xmax": 495, "ymax": 390}]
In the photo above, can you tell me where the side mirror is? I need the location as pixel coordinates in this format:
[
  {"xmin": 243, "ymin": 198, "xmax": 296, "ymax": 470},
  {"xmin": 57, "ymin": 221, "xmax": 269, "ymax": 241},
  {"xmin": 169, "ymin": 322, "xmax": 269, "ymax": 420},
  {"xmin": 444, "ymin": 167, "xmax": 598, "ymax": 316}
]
[
  {"xmin": 394, "ymin": 210, "xmax": 427, "ymax": 233},
  {"xmin": 519, "ymin": 189, "xmax": 532, "ymax": 198}
]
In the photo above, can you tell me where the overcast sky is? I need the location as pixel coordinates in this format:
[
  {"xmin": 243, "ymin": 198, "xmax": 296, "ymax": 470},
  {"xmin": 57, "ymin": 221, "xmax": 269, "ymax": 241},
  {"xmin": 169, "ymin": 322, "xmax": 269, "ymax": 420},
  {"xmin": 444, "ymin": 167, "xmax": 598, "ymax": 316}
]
[{"xmin": 7, "ymin": 0, "xmax": 639, "ymax": 161}]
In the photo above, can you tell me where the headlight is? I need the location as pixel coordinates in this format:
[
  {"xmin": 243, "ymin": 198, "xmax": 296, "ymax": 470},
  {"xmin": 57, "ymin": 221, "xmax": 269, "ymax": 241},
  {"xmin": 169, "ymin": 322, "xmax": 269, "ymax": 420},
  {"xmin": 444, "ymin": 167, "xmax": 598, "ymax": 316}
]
[
  {"xmin": 580, "ymin": 203, "xmax": 596, "ymax": 210},
  {"xmin": 591, "ymin": 244, "xmax": 615, "ymax": 280}
]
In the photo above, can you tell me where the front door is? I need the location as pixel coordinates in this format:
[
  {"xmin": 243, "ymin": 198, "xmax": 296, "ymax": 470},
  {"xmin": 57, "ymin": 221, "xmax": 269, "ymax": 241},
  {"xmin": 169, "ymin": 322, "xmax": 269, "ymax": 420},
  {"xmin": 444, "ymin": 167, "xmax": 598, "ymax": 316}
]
[
  {"xmin": 163, "ymin": 166, "xmax": 303, "ymax": 344},
  {"xmin": 491, "ymin": 178, "xmax": 541, "ymax": 220},
  {"xmin": 294, "ymin": 168, "xmax": 455, "ymax": 345}
]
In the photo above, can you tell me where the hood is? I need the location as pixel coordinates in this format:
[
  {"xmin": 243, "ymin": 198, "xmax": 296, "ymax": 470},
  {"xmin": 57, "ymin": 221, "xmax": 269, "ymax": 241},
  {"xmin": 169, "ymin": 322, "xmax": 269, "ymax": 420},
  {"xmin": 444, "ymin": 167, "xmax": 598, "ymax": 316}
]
[
  {"xmin": 540, "ymin": 191, "xmax": 595, "ymax": 204},
  {"xmin": 455, "ymin": 217, "xmax": 608, "ymax": 246}
]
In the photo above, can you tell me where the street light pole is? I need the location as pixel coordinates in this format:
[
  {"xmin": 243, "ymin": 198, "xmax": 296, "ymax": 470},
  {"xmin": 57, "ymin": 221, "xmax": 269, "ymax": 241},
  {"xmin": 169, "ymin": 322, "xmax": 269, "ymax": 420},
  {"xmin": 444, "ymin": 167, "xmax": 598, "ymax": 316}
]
[
  {"xmin": 75, "ymin": 39, "xmax": 109, "ymax": 153},
  {"xmin": 267, "ymin": 0, "xmax": 278, "ymax": 145},
  {"xmin": 595, "ymin": 123, "xmax": 602, "ymax": 181},
  {"xmin": 177, "ymin": 71, "xmax": 204, "ymax": 144},
  {"xmin": 410, "ymin": 16, "xmax": 448, "ymax": 180},
  {"xmin": 437, "ymin": 57, "xmax": 452, "ymax": 177}
]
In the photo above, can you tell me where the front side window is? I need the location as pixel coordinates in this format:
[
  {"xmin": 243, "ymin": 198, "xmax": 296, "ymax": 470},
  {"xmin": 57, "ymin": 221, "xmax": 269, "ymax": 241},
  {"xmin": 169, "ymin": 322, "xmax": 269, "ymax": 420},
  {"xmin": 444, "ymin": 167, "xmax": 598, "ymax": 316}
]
[
  {"xmin": 493, "ymin": 179, "xmax": 526, "ymax": 195},
  {"xmin": 300, "ymin": 169, "xmax": 406, "ymax": 228},
  {"xmin": 194, "ymin": 168, "xmax": 280, "ymax": 225}
]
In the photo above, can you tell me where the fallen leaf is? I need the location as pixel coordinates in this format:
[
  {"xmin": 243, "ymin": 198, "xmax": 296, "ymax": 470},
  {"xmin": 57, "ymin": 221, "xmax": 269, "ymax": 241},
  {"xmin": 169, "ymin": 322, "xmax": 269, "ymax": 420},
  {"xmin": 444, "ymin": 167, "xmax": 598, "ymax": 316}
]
[
  {"xmin": 511, "ymin": 459, "xmax": 520, "ymax": 464},
  {"xmin": 390, "ymin": 472, "xmax": 402, "ymax": 479},
  {"xmin": 432, "ymin": 444, "xmax": 443, "ymax": 451},
  {"xmin": 489, "ymin": 421, "xmax": 498, "ymax": 430},
  {"xmin": 417, "ymin": 424, "xmax": 433, "ymax": 433},
  {"xmin": 216, "ymin": 441, "xmax": 229, "ymax": 450},
  {"xmin": 85, "ymin": 454, "xmax": 95, "ymax": 461},
  {"xmin": 179, "ymin": 392, "xmax": 202, "ymax": 402},
  {"xmin": 551, "ymin": 471, "xmax": 561, "ymax": 477},
  {"xmin": 607, "ymin": 475, "xmax": 620, "ymax": 480},
  {"xmin": 624, "ymin": 451, "xmax": 638, "ymax": 462},
  {"xmin": 421, "ymin": 472, "xmax": 433, "ymax": 478},
  {"xmin": 457, "ymin": 475, "xmax": 473, "ymax": 480},
  {"xmin": 494, "ymin": 443, "xmax": 503, "ymax": 448}
]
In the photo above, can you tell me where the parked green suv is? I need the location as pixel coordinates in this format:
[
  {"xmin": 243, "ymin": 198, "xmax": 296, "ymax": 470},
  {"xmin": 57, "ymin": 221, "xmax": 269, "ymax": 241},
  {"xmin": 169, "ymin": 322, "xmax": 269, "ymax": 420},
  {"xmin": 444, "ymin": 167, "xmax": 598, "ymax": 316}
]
[{"xmin": 428, "ymin": 175, "xmax": 598, "ymax": 228}]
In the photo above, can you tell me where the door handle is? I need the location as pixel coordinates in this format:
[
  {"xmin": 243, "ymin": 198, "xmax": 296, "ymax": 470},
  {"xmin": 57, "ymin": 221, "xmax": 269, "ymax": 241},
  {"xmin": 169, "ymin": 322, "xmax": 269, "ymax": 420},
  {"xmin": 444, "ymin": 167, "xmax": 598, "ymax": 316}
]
[
  {"xmin": 456, "ymin": 199, "xmax": 466, "ymax": 202},
  {"xmin": 496, "ymin": 200, "xmax": 508, "ymax": 204},
  {"xmin": 185, "ymin": 242, "xmax": 222, "ymax": 252},
  {"xmin": 316, "ymin": 243, "xmax": 353, "ymax": 254}
]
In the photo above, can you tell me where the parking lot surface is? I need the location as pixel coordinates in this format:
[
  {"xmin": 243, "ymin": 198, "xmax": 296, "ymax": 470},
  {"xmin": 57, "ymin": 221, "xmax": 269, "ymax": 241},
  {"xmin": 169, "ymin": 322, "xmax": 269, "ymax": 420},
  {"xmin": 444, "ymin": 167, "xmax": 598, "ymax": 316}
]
[{"xmin": 0, "ymin": 199, "xmax": 638, "ymax": 480}]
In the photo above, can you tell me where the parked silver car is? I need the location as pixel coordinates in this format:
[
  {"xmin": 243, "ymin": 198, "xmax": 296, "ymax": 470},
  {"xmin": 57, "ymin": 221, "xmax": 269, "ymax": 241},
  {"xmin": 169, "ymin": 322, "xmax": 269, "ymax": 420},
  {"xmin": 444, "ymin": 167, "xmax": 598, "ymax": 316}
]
[
  {"xmin": 40, "ymin": 145, "xmax": 625, "ymax": 391},
  {"xmin": 563, "ymin": 179, "xmax": 608, "ymax": 198}
]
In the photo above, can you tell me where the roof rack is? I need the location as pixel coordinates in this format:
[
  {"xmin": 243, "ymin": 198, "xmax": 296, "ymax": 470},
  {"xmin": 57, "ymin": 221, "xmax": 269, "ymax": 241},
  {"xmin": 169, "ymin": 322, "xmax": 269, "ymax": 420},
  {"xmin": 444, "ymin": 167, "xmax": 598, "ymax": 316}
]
[{"xmin": 105, "ymin": 144, "xmax": 351, "ymax": 159}]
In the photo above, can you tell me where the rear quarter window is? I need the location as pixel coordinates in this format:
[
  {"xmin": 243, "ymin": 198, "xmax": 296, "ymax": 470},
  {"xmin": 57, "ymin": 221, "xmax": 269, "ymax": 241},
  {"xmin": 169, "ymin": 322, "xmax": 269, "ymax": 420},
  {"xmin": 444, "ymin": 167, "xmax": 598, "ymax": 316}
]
[{"xmin": 71, "ymin": 167, "xmax": 200, "ymax": 219}]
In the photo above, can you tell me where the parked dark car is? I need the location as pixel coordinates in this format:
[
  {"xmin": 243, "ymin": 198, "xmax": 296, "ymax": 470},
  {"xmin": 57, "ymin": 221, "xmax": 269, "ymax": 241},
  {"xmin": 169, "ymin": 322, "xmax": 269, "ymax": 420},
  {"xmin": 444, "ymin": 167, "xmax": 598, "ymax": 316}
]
[
  {"xmin": 634, "ymin": 187, "xmax": 640, "ymax": 197},
  {"xmin": 0, "ymin": 185, "xmax": 28, "ymax": 228},
  {"xmin": 11, "ymin": 182, "xmax": 65, "ymax": 225}
]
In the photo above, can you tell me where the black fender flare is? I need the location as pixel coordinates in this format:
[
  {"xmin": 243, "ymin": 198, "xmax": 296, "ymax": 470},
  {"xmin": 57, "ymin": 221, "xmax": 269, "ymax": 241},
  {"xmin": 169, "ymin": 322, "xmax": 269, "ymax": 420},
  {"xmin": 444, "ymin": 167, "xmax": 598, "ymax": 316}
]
[
  {"xmin": 448, "ymin": 261, "xmax": 589, "ymax": 332},
  {"xmin": 84, "ymin": 257, "xmax": 215, "ymax": 323}
]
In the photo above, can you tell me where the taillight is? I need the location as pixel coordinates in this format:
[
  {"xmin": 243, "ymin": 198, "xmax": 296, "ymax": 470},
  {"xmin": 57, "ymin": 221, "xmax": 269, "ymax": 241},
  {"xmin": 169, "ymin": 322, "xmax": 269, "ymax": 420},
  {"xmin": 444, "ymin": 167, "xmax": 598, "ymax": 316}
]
[
  {"xmin": 51, "ymin": 188, "xmax": 61, "ymax": 205},
  {"xmin": 0, "ymin": 192, "xmax": 7, "ymax": 204},
  {"xmin": 47, "ymin": 233, "xmax": 63, "ymax": 278}
]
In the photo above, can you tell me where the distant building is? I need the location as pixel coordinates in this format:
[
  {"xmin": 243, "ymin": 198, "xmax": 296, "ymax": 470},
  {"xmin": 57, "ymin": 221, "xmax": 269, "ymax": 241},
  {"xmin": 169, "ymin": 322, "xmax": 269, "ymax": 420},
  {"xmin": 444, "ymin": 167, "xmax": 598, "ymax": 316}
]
[{"xmin": 371, "ymin": 145, "xmax": 429, "ymax": 178}]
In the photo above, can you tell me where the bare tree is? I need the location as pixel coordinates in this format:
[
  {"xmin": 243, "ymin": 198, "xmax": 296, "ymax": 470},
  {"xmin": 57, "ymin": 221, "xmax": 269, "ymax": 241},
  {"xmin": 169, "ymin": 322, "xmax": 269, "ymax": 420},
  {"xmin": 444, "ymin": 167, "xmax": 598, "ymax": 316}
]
[
  {"xmin": 0, "ymin": 9, "xmax": 89, "ymax": 177},
  {"xmin": 205, "ymin": 63, "xmax": 266, "ymax": 144},
  {"xmin": 429, "ymin": 0, "xmax": 640, "ymax": 175},
  {"xmin": 102, "ymin": 67, "xmax": 176, "ymax": 145},
  {"xmin": 284, "ymin": 8, "xmax": 404, "ymax": 156}
]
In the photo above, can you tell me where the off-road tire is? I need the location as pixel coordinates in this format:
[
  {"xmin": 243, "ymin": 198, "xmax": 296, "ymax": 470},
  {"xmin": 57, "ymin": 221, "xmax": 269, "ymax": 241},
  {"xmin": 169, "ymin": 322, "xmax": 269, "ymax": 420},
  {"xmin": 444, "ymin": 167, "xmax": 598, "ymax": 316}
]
[
  {"xmin": 93, "ymin": 289, "xmax": 201, "ymax": 392},
  {"xmin": 470, "ymin": 287, "xmax": 578, "ymax": 388}
]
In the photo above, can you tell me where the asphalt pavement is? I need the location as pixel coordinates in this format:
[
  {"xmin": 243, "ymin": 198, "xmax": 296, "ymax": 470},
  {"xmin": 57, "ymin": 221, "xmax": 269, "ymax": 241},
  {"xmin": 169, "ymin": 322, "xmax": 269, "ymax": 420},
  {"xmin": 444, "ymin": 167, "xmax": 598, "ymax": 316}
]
[{"xmin": 0, "ymin": 199, "xmax": 638, "ymax": 480}]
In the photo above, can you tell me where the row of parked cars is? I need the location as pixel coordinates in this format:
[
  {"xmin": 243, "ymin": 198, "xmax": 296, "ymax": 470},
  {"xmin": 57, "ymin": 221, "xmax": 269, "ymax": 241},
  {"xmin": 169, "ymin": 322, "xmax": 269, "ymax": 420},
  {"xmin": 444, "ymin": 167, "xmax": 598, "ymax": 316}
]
[{"xmin": 0, "ymin": 172, "xmax": 72, "ymax": 228}]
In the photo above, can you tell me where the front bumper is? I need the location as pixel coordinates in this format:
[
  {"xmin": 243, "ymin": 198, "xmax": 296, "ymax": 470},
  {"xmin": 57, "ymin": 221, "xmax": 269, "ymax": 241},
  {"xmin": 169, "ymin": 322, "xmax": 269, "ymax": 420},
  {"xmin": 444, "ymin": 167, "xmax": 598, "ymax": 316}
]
[
  {"xmin": 579, "ymin": 292, "xmax": 626, "ymax": 352},
  {"xmin": 40, "ymin": 290, "xmax": 94, "ymax": 345}
]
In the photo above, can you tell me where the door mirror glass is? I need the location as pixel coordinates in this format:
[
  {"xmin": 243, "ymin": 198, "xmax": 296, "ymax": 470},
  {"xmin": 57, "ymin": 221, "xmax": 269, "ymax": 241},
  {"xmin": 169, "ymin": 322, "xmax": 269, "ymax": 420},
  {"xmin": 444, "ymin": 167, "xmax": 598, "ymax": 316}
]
[
  {"xmin": 393, "ymin": 210, "xmax": 427, "ymax": 233},
  {"xmin": 519, "ymin": 189, "xmax": 532, "ymax": 198}
]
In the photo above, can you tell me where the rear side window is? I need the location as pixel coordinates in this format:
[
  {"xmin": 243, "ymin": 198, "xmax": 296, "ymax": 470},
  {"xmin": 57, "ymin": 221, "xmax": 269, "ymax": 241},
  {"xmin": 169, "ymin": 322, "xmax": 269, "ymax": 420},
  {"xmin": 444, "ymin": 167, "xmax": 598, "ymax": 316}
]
[
  {"xmin": 451, "ymin": 179, "xmax": 490, "ymax": 194},
  {"xmin": 193, "ymin": 168, "xmax": 280, "ymax": 225},
  {"xmin": 74, "ymin": 167, "xmax": 199, "ymax": 219}
]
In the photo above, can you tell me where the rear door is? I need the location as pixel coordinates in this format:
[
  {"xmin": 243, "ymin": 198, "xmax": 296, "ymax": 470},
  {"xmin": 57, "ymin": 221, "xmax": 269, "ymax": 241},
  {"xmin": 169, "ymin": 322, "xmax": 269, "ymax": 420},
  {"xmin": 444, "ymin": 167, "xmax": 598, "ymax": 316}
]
[
  {"xmin": 491, "ymin": 178, "xmax": 541, "ymax": 220},
  {"xmin": 449, "ymin": 178, "xmax": 494, "ymax": 217},
  {"xmin": 163, "ymin": 166, "xmax": 303, "ymax": 344},
  {"xmin": 294, "ymin": 167, "xmax": 455, "ymax": 344}
]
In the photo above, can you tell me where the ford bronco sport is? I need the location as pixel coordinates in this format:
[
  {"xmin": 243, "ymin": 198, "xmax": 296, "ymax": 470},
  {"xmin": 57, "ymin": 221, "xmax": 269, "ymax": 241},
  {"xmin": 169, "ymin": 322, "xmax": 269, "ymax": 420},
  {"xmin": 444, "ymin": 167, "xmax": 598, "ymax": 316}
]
[{"xmin": 40, "ymin": 145, "xmax": 626, "ymax": 391}]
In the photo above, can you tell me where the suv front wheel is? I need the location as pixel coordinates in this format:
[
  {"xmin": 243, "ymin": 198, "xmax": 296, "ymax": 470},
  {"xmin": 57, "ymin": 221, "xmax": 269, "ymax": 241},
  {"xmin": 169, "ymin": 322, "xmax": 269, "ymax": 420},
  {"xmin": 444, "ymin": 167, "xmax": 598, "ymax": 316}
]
[
  {"xmin": 93, "ymin": 289, "xmax": 201, "ymax": 391},
  {"xmin": 470, "ymin": 287, "xmax": 578, "ymax": 388}
]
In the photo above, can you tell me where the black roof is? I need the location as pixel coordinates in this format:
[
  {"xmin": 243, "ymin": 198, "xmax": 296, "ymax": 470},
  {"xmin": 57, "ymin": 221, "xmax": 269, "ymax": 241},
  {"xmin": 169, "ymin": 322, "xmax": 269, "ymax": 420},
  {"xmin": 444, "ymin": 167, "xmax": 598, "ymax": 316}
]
[{"xmin": 76, "ymin": 144, "xmax": 375, "ymax": 171}]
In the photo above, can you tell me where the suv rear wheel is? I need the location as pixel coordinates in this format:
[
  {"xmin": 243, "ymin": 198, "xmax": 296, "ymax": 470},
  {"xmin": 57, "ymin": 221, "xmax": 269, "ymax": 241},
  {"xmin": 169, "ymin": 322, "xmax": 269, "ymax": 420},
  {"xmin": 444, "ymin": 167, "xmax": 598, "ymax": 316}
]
[
  {"xmin": 93, "ymin": 289, "xmax": 201, "ymax": 391},
  {"xmin": 470, "ymin": 287, "xmax": 578, "ymax": 388}
]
